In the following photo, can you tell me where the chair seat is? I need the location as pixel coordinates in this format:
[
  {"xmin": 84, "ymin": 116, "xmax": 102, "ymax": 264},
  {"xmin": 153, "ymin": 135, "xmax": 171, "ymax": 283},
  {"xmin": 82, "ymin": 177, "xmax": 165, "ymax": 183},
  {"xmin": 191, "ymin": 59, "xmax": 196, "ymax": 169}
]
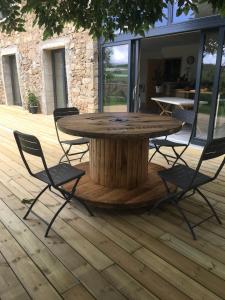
[
  {"xmin": 61, "ymin": 137, "xmax": 89, "ymax": 145},
  {"xmin": 35, "ymin": 163, "xmax": 85, "ymax": 186},
  {"xmin": 151, "ymin": 138, "xmax": 186, "ymax": 147},
  {"xmin": 158, "ymin": 165, "xmax": 211, "ymax": 190}
]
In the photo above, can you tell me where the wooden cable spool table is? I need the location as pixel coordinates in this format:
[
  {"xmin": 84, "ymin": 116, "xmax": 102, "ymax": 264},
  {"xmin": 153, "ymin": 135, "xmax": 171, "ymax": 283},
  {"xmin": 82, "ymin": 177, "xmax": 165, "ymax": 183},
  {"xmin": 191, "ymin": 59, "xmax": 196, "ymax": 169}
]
[{"xmin": 58, "ymin": 112, "xmax": 182, "ymax": 208}]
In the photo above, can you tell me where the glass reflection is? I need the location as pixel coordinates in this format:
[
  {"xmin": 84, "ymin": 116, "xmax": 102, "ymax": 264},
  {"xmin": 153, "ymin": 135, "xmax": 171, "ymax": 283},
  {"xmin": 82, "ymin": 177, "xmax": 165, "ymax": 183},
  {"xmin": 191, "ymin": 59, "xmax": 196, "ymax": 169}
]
[
  {"xmin": 103, "ymin": 44, "xmax": 129, "ymax": 112},
  {"xmin": 155, "ymin": 1, "xmax": 168, "ymax": 27},
  {"xmin": 173, "ymin": 1, "xmax": 216, "ymax": 24},
  {"xmin": 196, "ymin": 30, "xmax": 218, "ymax": 139},
  {"xmin": 214, "ymin": 42, "xmax": 225, "ymax": 138}
]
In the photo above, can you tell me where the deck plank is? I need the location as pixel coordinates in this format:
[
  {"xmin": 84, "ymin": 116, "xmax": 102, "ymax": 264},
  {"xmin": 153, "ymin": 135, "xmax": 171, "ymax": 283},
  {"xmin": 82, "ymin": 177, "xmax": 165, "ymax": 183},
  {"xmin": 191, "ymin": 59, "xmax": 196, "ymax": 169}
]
[{"xmin": 0, "ymin": 105, "xmax": 225, "ymax": 299}]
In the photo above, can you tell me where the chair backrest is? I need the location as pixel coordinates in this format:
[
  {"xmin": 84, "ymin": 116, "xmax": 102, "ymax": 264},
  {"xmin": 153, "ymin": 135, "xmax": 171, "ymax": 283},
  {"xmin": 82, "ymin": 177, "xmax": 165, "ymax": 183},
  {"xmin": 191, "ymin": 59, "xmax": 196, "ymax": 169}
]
[
  {"xmin": 187, "ymin": 137, "xmax": 225, "ymax": 189},
  {"xmin": 172, "ymin": 109, "xmax": 195, "ymax": 126},
  {"xmin": 14, "ymin": 131, "xmax": 54, "ymax": 185},
  {"xmin": 53, "ymin": 107, "xmax": 79, "ymax": 122},
  {"xmin": 195, "ymin": 137, "xmax": 225, "ymax": 181},
  {"xmin": 202, "ymin": 137, "xmax": 225, "ymax": 160}
]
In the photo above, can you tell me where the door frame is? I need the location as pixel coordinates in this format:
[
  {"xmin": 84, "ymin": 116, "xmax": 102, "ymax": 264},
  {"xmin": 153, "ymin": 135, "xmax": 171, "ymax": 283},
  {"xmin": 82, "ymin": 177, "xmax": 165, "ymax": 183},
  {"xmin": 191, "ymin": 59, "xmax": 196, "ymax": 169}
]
[{"xmin": 193, "ymin": 26, "xmax": 225, "ymax": 145}]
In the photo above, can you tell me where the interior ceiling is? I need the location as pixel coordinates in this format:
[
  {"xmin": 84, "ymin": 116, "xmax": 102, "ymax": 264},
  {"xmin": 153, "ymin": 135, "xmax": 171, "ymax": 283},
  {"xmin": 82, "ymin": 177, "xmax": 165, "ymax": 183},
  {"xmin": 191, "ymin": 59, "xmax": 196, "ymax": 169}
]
[{"xmin": 141, "ymin": 31, "xmax": 200, "ymax": 51}]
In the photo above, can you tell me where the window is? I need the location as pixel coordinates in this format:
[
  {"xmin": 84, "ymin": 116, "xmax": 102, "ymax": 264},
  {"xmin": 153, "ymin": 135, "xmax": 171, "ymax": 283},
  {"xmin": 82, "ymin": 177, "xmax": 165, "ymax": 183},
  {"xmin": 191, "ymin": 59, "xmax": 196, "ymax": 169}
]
[
  {"xmin": 154, "ymin": 1, "xmax": 168, "ymax": 27},
  {"xmin": 172, "ymin": 1, "xmax": 216, "ymax": 24},
  {"xmin": 214, "ymin": 39, "xmax": 225, "ymax": 138},
  {"xmin": 196, "ymin": 29, "xmax": 219, "ymax": 139}
]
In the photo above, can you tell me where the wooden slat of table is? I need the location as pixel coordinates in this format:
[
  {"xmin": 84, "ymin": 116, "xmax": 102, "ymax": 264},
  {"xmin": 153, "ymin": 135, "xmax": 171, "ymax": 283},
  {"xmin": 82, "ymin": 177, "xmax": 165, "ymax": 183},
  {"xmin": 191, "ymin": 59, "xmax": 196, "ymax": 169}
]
[
  {"xmin": 64, "ymin": 162, "xmax": 175, "ymax": 208},
  {"xmin": 57, "ymin": 112, "xmax": 182, "ymax": 139}
]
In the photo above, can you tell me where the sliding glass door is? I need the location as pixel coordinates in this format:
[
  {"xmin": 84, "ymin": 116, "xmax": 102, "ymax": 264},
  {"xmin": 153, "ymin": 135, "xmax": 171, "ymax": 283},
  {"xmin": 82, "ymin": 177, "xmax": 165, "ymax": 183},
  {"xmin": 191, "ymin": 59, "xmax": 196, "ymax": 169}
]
[
  {"xmin": 194, "ymin": 27, "xmax": 225, "ymax": 142},
  {"xmin": 213, "ymin": 29, "xmax": 225, "ymax": 138},
  {"xmin": 102, "ymin": 43, "xmax": 130, "ymax": 112},
  {"xmin": 100, "ymin": 40, "xmax": 140, "ymax": 112},
  {"xmin": 195, "ymin": 29, "xmax": 219, "ymax": 140}
]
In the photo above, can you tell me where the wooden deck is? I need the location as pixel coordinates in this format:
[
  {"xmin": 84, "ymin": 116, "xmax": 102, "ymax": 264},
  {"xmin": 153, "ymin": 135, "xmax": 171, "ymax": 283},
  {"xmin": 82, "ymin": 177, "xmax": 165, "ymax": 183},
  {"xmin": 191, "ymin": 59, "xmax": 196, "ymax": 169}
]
[{"xmin": 0, "ymin": 105, "xmax": 225, "ymax": 300}]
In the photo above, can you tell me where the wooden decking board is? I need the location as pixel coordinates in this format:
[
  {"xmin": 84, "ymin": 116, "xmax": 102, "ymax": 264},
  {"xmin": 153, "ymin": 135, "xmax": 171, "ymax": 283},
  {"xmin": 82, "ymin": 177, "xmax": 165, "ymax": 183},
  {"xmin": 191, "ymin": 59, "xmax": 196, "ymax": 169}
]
[
  {"xmin": 134, "ymin": 247, "xmax": 220, "ymax": 300},
  {"xmin": 0, "ymin": 221, "xmax": 62, "ymax": 299},
  {"xmin": 162, "ymin": 203, "xmax": 225, "ymax": 248},
  {"xmin": 143, "ymin": 213, "xmax": 225, "ymax": 267},
  {"xmin": 102, "ymin": 264, "xmax": 159, "ymax": 300},
  {"xmin": 65, "ymin": 212, "xmax": 190, "ymax": 299},
  {"xmin": 0, "ymin": 105, "xmax": 225, "ymax": 299},
  {"xmin": 0, "ymin": 251, "xmax": 31, "ymax": 300},
  {"xmin": 0, "ymin": 200, "xmax": 78, "ymax": 294},
  {"xmin": 1, "ymin": 195, "xmax": 123, "ymax": 300},
  {"xmin": 97, "ymin": 213, "xmax": 225, "ymax": 299},
  {"xmin": 171, "ymin": 202, "xmax": 225, "ymax": 240},
  {"xmin": 63, "ymin": 283, "xmax": 95, "ymax": 300}
]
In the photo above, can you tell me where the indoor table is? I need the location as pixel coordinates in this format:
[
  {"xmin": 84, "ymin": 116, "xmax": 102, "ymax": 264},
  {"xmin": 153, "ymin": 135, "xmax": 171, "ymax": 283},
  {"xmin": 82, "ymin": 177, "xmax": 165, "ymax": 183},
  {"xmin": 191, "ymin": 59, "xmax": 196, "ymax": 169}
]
[
  {"xmin": 151, "ymin": 97, "xmax": 194, "ymax": 115},
  {"xmin": 58, "ymin": 112, "xmax": 182, "ymax": 208}
]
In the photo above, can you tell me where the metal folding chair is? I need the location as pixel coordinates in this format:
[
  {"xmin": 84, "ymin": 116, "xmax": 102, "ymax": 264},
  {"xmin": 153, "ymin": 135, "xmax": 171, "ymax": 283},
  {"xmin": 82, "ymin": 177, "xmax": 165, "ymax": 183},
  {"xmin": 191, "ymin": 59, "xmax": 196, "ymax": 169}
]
[
  {"xmin": 53, "ymin": 107, "xmax": 89, "ymax": 164},
  {"xmin": 149, "ymin": 109, "xmax": 196, "ymax": 167},
  {"xmin": 14, "ymin": 130, "xmax": 93, "ymax": 237},
  {"xmin": 150, "ymin": 138, "xmax": 225, "ymax": 239}
]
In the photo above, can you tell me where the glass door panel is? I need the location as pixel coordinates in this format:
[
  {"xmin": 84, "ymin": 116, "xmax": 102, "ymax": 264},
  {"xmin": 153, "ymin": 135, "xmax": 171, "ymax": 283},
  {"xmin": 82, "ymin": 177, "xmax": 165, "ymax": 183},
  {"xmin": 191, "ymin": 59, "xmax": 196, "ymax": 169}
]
[
  {"xmin": 195, "ymin": 29, "xmax": 219, "ymax": 139},
  {"xmin": 52, "ymin": 49, "xmax": 68, "ymax": 108},
  {"xmin": 102, "ymin": 44, "xmax": 129, "ymax": 112},
  {"xmin": 214, "ymin": 35, "xmax": 225, "ymax": 138},
  {"xmin": 9, "ymin": 55, "xmax": 22, "ymax": 106}
]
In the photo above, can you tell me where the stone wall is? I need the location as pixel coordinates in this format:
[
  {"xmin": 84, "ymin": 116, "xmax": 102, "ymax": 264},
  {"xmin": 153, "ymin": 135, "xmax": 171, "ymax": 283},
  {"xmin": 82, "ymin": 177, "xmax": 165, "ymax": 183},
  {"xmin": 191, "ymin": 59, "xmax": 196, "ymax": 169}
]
[{"xmin": 0, "ymin": 15, "xmax": 98, "ymax": 114}]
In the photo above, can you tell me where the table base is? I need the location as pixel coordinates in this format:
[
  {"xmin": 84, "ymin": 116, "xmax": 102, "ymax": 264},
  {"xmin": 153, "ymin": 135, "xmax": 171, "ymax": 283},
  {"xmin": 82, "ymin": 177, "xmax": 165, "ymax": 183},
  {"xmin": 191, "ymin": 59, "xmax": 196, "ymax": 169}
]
[{"xmin": 64, "ymin": 162, "xmax": 175, "ymax": 209}]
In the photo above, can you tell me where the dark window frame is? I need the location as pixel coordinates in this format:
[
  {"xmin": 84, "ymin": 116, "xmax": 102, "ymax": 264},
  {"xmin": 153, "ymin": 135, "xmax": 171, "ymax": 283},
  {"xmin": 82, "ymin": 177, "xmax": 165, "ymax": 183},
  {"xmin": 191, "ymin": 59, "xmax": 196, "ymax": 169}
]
[
  {"xmin": 193, "ymin": 27, "xmax": 225, "ymax": 145},
  {"xmin": 99, "ymin": 14, "xmax": 225, "ymax": 144}
]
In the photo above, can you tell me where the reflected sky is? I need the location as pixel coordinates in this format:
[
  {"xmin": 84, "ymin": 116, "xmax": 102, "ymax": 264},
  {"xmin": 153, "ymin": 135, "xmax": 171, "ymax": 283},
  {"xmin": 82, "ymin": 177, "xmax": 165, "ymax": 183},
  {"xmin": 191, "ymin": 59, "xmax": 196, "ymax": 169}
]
[
  {"xmin": 203, "ymin": 53, "xmax": 217, "ymax": 65},
  {"xmin": 173, "ymin": 1, "xmax": 215, "ymax": 24},
  {"xmin": 110, "ymin": 45, "xmax": 128, "ymax": 65}
]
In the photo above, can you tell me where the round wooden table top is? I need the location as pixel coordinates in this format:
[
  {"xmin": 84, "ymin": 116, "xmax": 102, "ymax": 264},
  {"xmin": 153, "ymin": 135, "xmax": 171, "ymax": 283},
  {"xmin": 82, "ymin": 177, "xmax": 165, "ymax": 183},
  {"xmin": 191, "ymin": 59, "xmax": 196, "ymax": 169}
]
[{"xmin": 58, "ymin": 112, "xmax": 182, "ymax": 139}]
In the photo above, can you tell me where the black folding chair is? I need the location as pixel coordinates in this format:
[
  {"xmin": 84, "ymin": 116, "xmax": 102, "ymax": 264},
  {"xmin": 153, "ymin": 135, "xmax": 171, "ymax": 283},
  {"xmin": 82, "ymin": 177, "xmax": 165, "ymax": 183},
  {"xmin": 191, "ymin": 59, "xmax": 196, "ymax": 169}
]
[
  {"xmin": 14, "ymin": 130, "xmax": 93, "ymax": 237},
  {"xmin": 149, "ymin": 109, "xmax": 196, "ymax": 167},
  {"xmin": 53, "ymin": 107, "xmax": 89, "ymax": 164},
  {"xmin": 150, "ymin": 138, "xmax": 225, "ymax": 239}
]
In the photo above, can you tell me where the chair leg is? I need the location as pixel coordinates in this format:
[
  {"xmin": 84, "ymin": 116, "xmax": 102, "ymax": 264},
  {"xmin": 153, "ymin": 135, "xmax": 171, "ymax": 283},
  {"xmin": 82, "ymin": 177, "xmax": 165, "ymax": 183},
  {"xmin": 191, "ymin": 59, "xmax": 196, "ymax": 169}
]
[
  {"xmin": 79, "ymin": 144, "xmax": 89, "ymax": 162},
  {"xmin": 45, "ymin": 176, "xmax": 93, "ymax": 237},
  {"xmin": 23, "ymin": 185, "xmax": 49, "ymax": 220},
  {"xmin": 74, "ymin": 196, "xmax": 94, "ymax": 217},
  {"xmin": 196, "ymin": 188, "xmax": 222, "ymax": 225},
  {"xmin": 45, "ymin": 195, "xmax": 72, "ymax": 237},
  {"xmin": 157, "ymin": 148, "xmax": 170, "ymax": 165},
  {"xmin": 59, "ymin": 145, "xmax": 71, "ymax": 164},
  {"xmin": 149, "ymin": 149, "xmax": 157, "ymax": 162},
  {"xmin": 149, "ymin": 145, "xmax": 171, "ymax": 165},
  {"xmin": 172, "ymin": 146, "xmax": 189, "ymax": 167},
  {"xmin": 171, "ymin": 198, "xmax": 197, "ymax": 240}
]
